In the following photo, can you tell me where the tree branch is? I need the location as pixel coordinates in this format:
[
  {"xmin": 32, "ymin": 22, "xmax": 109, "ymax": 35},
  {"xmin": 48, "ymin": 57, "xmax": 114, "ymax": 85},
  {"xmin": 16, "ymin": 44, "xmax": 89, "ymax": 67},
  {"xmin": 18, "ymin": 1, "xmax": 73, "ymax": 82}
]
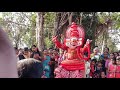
[{"xmin": 2, "ymin": 20, "xmax": 31, "ymax": 27}]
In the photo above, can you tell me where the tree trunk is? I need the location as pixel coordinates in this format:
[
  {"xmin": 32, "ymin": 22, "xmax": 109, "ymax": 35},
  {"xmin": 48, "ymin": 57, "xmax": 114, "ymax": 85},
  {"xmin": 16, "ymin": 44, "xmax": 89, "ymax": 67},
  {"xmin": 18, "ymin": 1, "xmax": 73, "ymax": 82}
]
[
  {"xmin": 69, "ymin": 12, "xmax": 73, "ymax": 25},
  {"xmin": 15, "ymin": 42, "xmax": 18, "ymax": 48},
  {"xmin": 101, "ymin": 31, "xmax": 105, "ymax": 54},
  {"xmin": 31, "ymin": 26, "xmax": 35, "ymax": 45},
  {"xmin": 36, "ymin": 12, "xmax": 45, "ymax": 51},
  {"xmin": 80, "ymin": 12, "xmax": 83, "ymax": 25},
  {"xmin": 53, "ymin": 12, "xmax": 60, "ymax": 36},
  {"xmin": 53, "ymin": 12, "xmax": 60, "ymax": 50}
]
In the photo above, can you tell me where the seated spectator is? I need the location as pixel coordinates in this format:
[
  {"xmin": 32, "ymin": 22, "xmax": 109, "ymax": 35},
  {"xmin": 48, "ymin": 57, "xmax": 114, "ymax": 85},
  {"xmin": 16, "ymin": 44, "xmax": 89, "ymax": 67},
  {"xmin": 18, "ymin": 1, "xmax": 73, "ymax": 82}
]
[{"xmin": 17, "ymin": 58, "xmax": 43, "ymax": 78}]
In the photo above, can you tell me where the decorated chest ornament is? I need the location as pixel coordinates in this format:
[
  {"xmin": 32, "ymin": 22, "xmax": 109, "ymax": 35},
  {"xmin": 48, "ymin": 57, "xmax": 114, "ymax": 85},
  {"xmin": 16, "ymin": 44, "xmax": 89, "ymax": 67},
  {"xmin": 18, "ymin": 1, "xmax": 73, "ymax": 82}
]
[{"xmin": 65, "ymin": 22, "xmax": 85, "ymax": 48}]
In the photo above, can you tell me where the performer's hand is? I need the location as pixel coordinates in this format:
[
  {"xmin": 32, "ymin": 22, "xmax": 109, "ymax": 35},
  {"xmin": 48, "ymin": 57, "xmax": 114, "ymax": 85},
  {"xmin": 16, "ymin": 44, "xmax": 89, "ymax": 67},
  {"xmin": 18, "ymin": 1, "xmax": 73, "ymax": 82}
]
[
  {"xmin": 52, "ymin": 36, "xmax": 58, "ymax": 42},
  {"xmin": 86, "ymin": 39, "xmax": 92, "ymax": 45}
]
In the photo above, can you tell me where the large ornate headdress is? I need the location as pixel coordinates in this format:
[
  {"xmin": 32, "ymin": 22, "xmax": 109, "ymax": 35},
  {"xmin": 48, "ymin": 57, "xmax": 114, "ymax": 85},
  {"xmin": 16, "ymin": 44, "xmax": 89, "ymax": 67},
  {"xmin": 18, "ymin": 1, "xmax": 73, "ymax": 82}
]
[{"xmin": 65, "ymin": 22, "xmax": 85, "ymax": 46}]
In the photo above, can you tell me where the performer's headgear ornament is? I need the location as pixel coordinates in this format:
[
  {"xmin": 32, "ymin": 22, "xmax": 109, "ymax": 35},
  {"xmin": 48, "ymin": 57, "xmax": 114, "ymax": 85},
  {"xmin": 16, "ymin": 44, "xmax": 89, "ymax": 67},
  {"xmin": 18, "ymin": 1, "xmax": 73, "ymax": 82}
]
[{"xmin": 65, "ymin": 22, "xmax": 85, "ymax": 46}]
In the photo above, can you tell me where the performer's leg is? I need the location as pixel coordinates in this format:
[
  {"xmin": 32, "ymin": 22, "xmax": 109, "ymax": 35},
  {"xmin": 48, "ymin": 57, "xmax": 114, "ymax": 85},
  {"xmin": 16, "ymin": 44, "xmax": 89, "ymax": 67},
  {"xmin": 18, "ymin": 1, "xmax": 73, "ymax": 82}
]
[
  {"xmin": 76, "ymin": 70, "xmax": 85, "ymax": 78},
  {"xmin": 54, "ymin": 65, "xmax": 70, "ymax": 78}
]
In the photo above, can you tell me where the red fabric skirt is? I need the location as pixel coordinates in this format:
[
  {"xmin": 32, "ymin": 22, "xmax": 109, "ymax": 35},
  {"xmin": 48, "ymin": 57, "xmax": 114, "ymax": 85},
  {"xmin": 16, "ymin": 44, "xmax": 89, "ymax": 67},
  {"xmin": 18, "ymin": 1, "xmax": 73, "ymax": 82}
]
[
  {"xmin": 60, "ymin": 59, "xmax": 85, "ymax": 71},
  {"xmin": 54, "ymin": 65, "xmax": 85, "ymax": 78}
]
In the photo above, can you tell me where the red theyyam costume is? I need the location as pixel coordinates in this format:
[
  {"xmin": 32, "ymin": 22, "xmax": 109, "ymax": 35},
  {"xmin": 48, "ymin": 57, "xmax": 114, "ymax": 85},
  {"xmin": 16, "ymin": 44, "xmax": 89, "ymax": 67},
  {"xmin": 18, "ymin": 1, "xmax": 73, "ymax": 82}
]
[{"xmin": 52, "ymin": 22, "xmax": 91, "ymax": 78}]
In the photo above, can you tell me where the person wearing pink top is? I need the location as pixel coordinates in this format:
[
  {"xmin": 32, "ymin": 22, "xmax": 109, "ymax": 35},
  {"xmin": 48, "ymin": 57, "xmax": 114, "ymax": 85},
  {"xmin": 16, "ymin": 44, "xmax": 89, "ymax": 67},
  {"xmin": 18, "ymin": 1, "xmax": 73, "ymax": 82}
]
[
  {"xmin": 107, "ymin": 58, "xmax": 116, "ymax": 78},
  {"xmin": 115, "ymin": 56, "xmax": 120, "ymax": 78}
]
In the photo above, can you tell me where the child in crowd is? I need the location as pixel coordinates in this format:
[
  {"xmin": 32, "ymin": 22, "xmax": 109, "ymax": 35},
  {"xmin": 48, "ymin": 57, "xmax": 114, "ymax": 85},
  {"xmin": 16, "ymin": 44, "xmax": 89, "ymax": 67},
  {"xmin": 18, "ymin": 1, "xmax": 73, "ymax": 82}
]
[
  {"xmin": 100, "ymin": 71, "xmax": 106, "ymax": 78},
  {"xmin": 90, "ymin": 59, "xmax": 96, "ymax": 78},
  {"xmin": 94, "ymin": 61, "xmax": 105, "ymax": 78}
]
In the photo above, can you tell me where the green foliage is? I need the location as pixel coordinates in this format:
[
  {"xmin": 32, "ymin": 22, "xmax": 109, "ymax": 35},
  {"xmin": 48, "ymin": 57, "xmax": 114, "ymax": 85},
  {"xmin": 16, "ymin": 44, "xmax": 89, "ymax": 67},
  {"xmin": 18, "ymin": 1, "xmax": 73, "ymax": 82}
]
[
  {"xmin": 44, "ymin": 12, "xmax": 55, "ymax": 48},
  {"xmin": 107, "ymin": 37, "xmax": 118, "ymax": 53},
  {"xmin": 44, "ymin": 37, "xmax": 53, "ymax": 49}
]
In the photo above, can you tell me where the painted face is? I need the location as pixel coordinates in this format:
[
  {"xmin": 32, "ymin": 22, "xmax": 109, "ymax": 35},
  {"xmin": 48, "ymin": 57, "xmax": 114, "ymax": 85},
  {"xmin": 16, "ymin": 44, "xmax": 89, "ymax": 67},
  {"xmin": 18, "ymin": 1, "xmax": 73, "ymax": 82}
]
[
  {"xmin": 70, "ymin": 37, "xmax": 78, "ymax": 46},
  {"xmin": 65, "ymin": 37, "xmax": 83, "ymax": 49}
]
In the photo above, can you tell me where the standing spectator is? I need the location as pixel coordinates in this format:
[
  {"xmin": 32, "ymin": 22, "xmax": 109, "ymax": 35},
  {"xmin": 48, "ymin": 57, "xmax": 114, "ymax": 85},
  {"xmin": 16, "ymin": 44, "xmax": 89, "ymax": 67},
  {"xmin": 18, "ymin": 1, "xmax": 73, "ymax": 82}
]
[
  {"xmin": 53, "ymin": 49, "xmax": 59, "ymax": 68},
  {"xmin": 30, "ymin": 45, "xmax": 42, "ymax": 58},
  {"xmin": 90, "ymin": 59, "xmax": 96, "ymax": 78},
  {"xmin": 91, "ymin": 47, "xmax": 101, "ymax": 61},
  {"xmin": 18, "ymin": 48, "xmax": 25, "ymax": 60},
  {"xmin": 101, "ymin": 47, "xmax": 110, "ymax": 59},
  {"xmin": 33, "ymin": 52, "xmax": 42, "ymax": 61},
  {"xmin": 94, "ymin": 61, "xmax": 105, "ymax": 78},
  {"xmin": 48, "ymin": 49, "xmax": 55, "ymax": 78},
  {"xmin": 85, "ymin": 59, "xmax": 91, "ymax": 78},
  {"xmin": 23, "ymin": 47, "xmax": 30, "ymax": 59},
  {"xmin": 18, "ymin": 47, "xmax": 30, "ymax": 60},
  {"xmin": 14, "ymin": 47, "xmax": 19, "ymax": 61},
  {"xmin": 115, "ymin": 56, "xmax": 120, "ymax": 78},
  {"xmin": 103, "ymin": 53, "xmax": 115, "ymax": 76},
  {"xmin": 58, "ymin": 50, "xmax": 65, "ymax": 65},
  {"xmin": 107, "ymin": 57, "xmax": 116, "ymax": 78},
  {"xmin": 118, "ymin": 52, "xmax": 120, "ymax": 56},
  {"xmin": 42, "ymin": 50, "xmax": 51, "ymax": 78},
  {"xmin": 17, "ymin": 58, "xmax": 43, "ymax": 78},
  {"xmin": 114, "ymin": 52, "xmax": 119, "ymax": 58},
  {"xmin": 102, "ymin": 52, "xmax": 110, "ymax": 73}
]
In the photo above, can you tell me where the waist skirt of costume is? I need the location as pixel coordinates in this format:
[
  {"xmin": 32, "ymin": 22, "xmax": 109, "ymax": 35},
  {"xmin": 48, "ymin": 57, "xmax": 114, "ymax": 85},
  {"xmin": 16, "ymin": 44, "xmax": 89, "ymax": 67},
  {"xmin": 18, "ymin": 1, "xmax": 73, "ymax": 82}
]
[{"xmin": 54, "ymin": 59, "xmax": 85, "ymax": 78}]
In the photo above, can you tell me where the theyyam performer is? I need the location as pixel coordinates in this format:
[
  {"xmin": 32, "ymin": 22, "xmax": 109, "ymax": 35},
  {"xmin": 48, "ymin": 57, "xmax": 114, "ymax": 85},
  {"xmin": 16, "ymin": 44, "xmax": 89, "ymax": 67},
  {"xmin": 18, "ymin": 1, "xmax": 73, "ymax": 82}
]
[{"xmin": 52, "ymin": 22, "xmax": 92, "ymax": 78}]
